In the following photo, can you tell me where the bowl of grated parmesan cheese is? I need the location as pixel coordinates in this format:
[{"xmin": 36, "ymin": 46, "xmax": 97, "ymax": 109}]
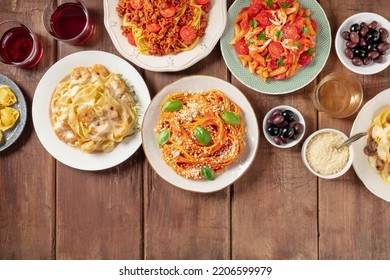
[{"xmin": 301, "ymin": 128, "xmax": 354, "ymax": 179}]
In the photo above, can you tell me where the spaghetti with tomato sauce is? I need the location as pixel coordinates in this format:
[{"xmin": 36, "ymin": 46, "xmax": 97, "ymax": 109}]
[
  {"xmin": 231, "ymin": 0, "xmax": 317, "ymax": 81},
  {"xmin": 156, "ymin": 90, "xmax": 245, "ymax": 180},
  {"xmin": 116, "ymin": 0, "xmax": 210, "ymax": 55}
]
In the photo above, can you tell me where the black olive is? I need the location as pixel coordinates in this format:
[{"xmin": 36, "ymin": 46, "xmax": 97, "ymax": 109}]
[
  {"xmin": 281, "ymin": 127, "xmax": 295, "ymax": 139},
  {"xmin": 366, "ymin": 29, "xmax": 380, "ymax": 43},
  {"xmin": 359, "ymin": 48, "xmax": 368, "ymax": 58},
  {"xmin": 367, "ymin": 44, "xmax": 377, "ymax": 52},
  {"xmin": 281, "ymin": 110, "xmax": 295, "ymax": 121},
  {"xmin": 350, "ymin": 23, "xmax": 361, "ymax": 32},
  {"xmin": 267, "ymin": 125, "xmax": 280, "ymax": 136}
]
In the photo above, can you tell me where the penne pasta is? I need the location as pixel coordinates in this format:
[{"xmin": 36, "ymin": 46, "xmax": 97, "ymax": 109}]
[{"xmin": 231, "ymin": 0, "xmax": 317, "ymax": 81}]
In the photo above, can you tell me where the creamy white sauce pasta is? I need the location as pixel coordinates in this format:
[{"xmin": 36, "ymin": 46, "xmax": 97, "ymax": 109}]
[{"xmin": 50, "ymin": 64, "xmax": 138, "ymax": 153}]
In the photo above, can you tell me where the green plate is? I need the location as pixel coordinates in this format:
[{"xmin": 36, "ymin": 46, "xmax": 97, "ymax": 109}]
[{"xmin": 220, "ymin": 0, "xmax": 331, "ymax": 95}]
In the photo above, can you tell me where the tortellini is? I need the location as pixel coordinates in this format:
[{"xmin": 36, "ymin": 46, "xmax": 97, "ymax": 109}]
[{"xmin": 0, "ymin": 85, "xmax": 20, "ymax": 143}]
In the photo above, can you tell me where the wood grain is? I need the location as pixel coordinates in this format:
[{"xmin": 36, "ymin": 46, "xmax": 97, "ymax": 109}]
[{"xmin": 0, "ymin": 1, "xmax": 55, "ymax": 260}]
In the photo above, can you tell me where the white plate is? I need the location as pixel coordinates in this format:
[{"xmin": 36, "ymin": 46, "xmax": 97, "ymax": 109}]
[
  {"xmin": 220, "ymin": 0, "xmax": 331, "ymax": 94},
  {"xmin": 335, "ymin": 12, "xmax": 390, "ymax": 75},
  {"xmin": 351, "ymin": 88, "xmax": 390, "ymax": 201},
  {"xmin": 142, "ymin": 75, "xmax": 259, "ymax": 193},
  {"xmin": 32, "ymin": 51, "xmax": 151, "ymax": 171},
  {"xmin": 103, "ymin": 0, "xmax": 226, "ymax": 72}
]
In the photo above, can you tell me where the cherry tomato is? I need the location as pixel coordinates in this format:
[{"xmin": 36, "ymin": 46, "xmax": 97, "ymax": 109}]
[
  {"xmin": 299, "ymin": 52, "xmax": 312, "ymax": 66},
  {"xmin": 293, "ymin": 17, "xmax": 305, "ymax": 31},
  {"xmin": 127, "ymin": 32, "xmax": 136, "ymax": 46},
  {"xmin": 268, "ymin": 42, "xmax": 284, "ymax": 58},
  {"xmin": 234, "ymin": 38, "xmax": 249, "ymax": 55},
  {"xmin": 283, "ymin": 52, "xmax": 295, "ymax": 67},
  {"xmin": 282, "ymin": 24, "xmax": 299, "ymax": 39},
  {"xmin": 310, "ymin": 19, "xmax": 318, "ymax": 32},
  {"xmin": 130, "ymin": 0, "xmax": 144, "ymax": 10},
  {"xmin": 255, "ymin": 11, "xmax": 272, "ymax": 27},
  {"xmin": 180, "ymin": 26, "xmax": 197, "ymax": 43},
  {"xmin": 160, "ymin": 4, "xmax": 176, "ymax": 18},
  {"xmin": 247, "ymin": 3, "xmax": 264, "ymax": 18},
  {"xmin": 269, "ymin": 59, "xmax": 279, "ymax": 70},
  {"xmin": 195, "ymin": 0, "xmax": 209, "ymax": 4},
  {"xmin": 146, "ymin": 23, "xmax": 162, "ymax": 33}
]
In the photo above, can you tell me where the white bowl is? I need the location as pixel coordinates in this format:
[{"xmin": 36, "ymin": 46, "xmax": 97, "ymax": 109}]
[
  {"xmin": 141, "ymin": 75, "xmax": 259, "ymax": 193},
  {"xmin": 335, "ymin": 12, "xmax": 390, "ymax": 75},
  {"xmin": 262, "ymin": 105, "xmax": 305, "ymax": 148},
  {"xmin": 301, "ymin": 128, "xmax": 354, "ymax": 179}
]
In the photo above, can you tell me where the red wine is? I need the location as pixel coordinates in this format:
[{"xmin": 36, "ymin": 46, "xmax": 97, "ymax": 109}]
[
  {"xmin": 50, "ymin": 2, "xmax": 93, "ymax": 44},
  {"xmin": 0, "ymin": 26, "xmax": 42, "ymax": 68}
]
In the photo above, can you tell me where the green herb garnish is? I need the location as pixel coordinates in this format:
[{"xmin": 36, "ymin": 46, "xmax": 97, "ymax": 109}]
[
  {"xmin": 194, "ymin": 126, "xmax": 212, "ymax": 146},
  {"xmin": 200, "ymin": 167, "xmax": 216, "ymax": 181},
  {"xmin": 258, "ymin": 32, "xmax": 266, "ymax": 40},
  {"xmin": 157, "ymin": 129, "xmax": 170, "ymax": 148},
  {"xmin": 220, "ymin": 112, "xmax": 241, "ymax": 126},
  {"xmin": 250, "ymin": 19, "xmax": 258, "ymax": 28},
  {"xmin": 162, "ymin": 99, "xmax": 183, "ymax": 112}
]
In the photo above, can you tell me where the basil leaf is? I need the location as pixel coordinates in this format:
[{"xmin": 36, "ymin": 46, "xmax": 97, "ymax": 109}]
[
  {"xmin": 250, "ymin": 19, "xmax": 258, "ymax": 29},
  {"xmin": 200, "ymin": 167, "xmax": 216, "ymax": 181},
  {"xmin": 302, "ymin": 26, "xmax": 309, "ymax": 34},
  {"xmin": 307, "ymin": 48, "xmax": 315, "ymax": 55},
  {"xmin": 266, "ymin": 0, "xmax": 273, "ymax": 7},
  {"xmin": 277, "ymin": 58, "xmax": 284, "ymax": 67},
  {"xmin": 162, "ymin": 99, "xmax": 183, "ymax": 112},
  {"xmin": 281, "ymin": 2, "xmax": 291, "ymax": 8},
  {"xmin": 194, "ymin": 126, "xmax": 212, "ymax": 146},
  {"xmin": 295, "ymin": 41, "xmax": 301, "ymax": 49},
  {"xmin": 157, "ymin": 129, "xmax": 170, "ymax": 148},
  {"xmin": 220, "ymin": 112, "xmax": 241, "ymax": 126},
  {"xmin": 258, "ymin": 32, "xmax": 266, "ymax": 40},
  {"xmin": 276, "ymin": 30, "xmax": 283, "ymax": 38}
]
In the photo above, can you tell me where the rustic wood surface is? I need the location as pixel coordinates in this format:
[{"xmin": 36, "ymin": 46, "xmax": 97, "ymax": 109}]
[{"xmin": 1, "ymin": 0, "xmax": 390, "ymax": 260}]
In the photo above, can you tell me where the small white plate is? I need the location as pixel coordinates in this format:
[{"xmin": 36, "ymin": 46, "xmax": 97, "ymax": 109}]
[
  {"xmin": 335, "ymin": 12, "xmax": 390, "ymax": 75},
  {"xmin": 103, "ymin": 0, "xmax": 226, "ymax": 72},
  {"xmin": 32, "ymin": 51, "xmax": 151, "ymax": 171},
  {"xmin": 142, "ymin": 75, "xmax": 259, "ymax": 193},
  {"xmin": 351, "ymin": 88, "xmax": 390, "ymax": 201},
  {"xmin": 0, "ymin": 74, "xmax": 27, "ymax": 152}
]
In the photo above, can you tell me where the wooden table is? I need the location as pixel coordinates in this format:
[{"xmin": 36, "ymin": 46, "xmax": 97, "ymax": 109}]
[{"xmin": 1, "ymin": 0, "xmax": 390, "ymax": 260}]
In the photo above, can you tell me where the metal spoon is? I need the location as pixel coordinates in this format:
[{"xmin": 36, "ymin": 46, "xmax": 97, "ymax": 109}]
[{"xmin": 336, "ymin": 132, "xmax": 367, "ymax": 149}]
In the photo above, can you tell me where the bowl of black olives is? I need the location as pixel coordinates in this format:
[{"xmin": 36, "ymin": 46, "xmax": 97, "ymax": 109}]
[
  {"xmin": 263, "ymin": 105, "xmax": 305, "ymax": 148},
  {"xmin": 335, "ymin": 12, "xmax": 390, "ymax": 75}
]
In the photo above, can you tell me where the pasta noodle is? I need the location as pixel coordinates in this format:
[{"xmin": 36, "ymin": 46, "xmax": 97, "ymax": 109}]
[
  {"xmin": 0, "ymin": 107, "xmax": 19, "ymax": 131},
  {"xmin": 156, "ymin": 89, "xmax": 245, "ymax": 180},
  {"xmin": 50, "ymin": 64, "xmax": 138, "ymax": 153},
  {"xmin": 0, "ymin": 85, "xmax": 17, "ymax": 106},
  {"xmin": 116, "ymin": 0, "xmax": 210, "ymax": 55},
  {"xmin": 365, "ymin": 107, "xmax": 390, "ymax": 185},
  {"xmin": 0, "ymin": 85, "xmax": 19, "ymax": 138},
  {"xmin": 231, "ymin": 0, "xmax": 317, "ymax": 81}
]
